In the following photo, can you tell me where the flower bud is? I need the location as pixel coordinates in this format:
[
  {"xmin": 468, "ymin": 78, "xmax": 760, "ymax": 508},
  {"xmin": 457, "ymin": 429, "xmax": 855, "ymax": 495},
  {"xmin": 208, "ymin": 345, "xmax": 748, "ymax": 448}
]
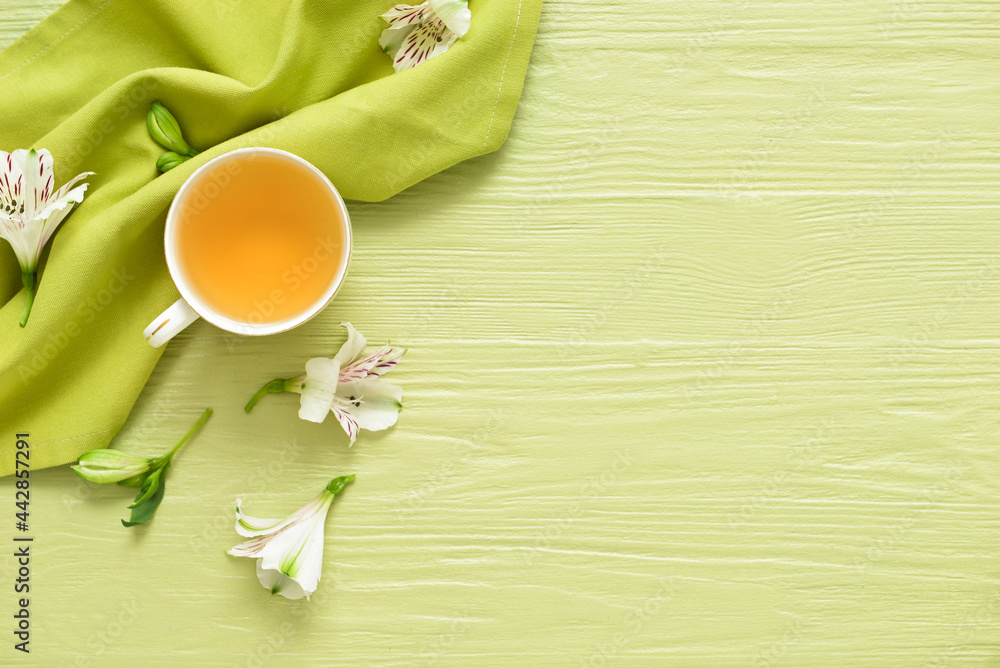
[
  {"xmin": 147, "ymin": 102, "xmax": 198, "ymax": 157},
  {"xmin": 71, "ymin": 450, "xmax": 153, "ymax": 484},
  {"xmin": 156, "ymin": 151, "xmax": 190, "ymax": 173}
]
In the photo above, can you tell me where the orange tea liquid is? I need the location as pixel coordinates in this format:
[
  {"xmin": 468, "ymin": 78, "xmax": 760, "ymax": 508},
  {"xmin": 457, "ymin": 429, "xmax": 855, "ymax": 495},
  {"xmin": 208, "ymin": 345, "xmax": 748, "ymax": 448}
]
[{"xmin": 175, "ymin": 153, "xmax": 345, "ymax": 324}]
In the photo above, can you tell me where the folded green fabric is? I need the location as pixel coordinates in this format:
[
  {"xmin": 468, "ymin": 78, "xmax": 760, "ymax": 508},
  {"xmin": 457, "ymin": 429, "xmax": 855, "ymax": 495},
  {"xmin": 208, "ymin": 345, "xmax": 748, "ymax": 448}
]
[{"xmin": 0, "ymin": 0, "xmax": 541, "ymax": 476}]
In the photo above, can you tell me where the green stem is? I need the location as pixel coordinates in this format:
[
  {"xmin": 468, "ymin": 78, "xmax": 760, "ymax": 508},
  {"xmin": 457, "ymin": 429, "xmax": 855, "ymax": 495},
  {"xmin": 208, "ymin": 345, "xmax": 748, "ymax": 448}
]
[
  {"xmin": 158, "ymin": 408, "xmax": 213, "ymax": 466},
  {"xmin": 326, "ymin": 474, "xmax": 356, "ymax": 496},
  {"xmin": 19, "ymin": 271, "xmax": 36, "ymax": 327},
  {"xmin": 245, "ymin": 378, "xmax": 289, "ymax": 413}
]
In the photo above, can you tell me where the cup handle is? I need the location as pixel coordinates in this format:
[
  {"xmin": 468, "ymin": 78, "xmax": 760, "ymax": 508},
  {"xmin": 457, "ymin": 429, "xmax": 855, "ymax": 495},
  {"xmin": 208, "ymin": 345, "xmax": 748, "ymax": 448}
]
[{"xmin": 144, "ymin": 299, "xmax": 200, "ymax": 348}]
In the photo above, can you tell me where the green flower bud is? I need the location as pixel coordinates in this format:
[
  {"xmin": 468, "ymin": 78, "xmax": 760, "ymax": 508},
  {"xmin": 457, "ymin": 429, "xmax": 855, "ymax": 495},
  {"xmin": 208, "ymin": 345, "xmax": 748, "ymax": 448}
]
[
  {"xmin": 156, "ymin": 151, "xmax": 190, "ymax": 173},
  {"xmin": 147, "ymin": 101, "xmax": 198, "ymax": 157}
]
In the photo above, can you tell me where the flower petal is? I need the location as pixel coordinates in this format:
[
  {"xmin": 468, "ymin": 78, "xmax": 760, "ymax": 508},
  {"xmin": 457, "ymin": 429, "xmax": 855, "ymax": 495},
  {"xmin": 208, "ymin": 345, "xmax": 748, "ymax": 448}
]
[
  {"xmin": 256, "ymin": 501, "xmax": 332, "ymax": 599},
  {"xmin": 35, "ymin": 184, "xmax": 88, "ymax": 255},
  {"xmin": 0, "ymin": 151, "xmax": 24, "ymax": 213},
  {"xmin": 280, "ymin": 513, "xmax": 328, "ymax": 595},
  {"xmin": 333, "ymin": 322, "xmax": 367, "ymax": 367},
  {"xmin": 391, "ymin": 18, "xmax": 456, "ymax": 72},
  {"xmin": 255, "ymin": 559, "xmax": 308, "ymax": 600},
  {"xmin": 336, "ymin": 378, "xmax": 404, "ymax": 433},
  {"xmin": 21, "ymin": 149, "xmax": 53, "ymax": 220},
  {"xmin": 40, "ymin": 172, "xmax": 93, "ymax": 217},
  {"xmin": 0, "ymin": 215, "xmax": 33, "ymax": 269},
  {"xmin": 331, "ymin": 406, "xmax": 360, "ymax": 445},
  {"xmin": 297, "ymin": 357, "xmax": 341, "ymax": 423},
  {"xmin": 429, "ymin": 0, "xmax": 471, "ymax": 36},
  {"xmin": 379, "ymin": 23, "xmax": 417, "ymax": 58},
  {"xmin": 234, "ymin": 497, "xmax": 301, "ymax": 538},
  {"xmin": 366, "ymin": 346, "xmax": 405, "ymax": 378},
  {"xmin": 381, "ymin": 2, "xmax": 430, "ymax": 26},
  {"xmin": 340, "ymin": 345, "xmax": 405, "ymax": 383},
  {"xmin": 228, "ymin": 535, "xmax": 271, "ymax": 558}
]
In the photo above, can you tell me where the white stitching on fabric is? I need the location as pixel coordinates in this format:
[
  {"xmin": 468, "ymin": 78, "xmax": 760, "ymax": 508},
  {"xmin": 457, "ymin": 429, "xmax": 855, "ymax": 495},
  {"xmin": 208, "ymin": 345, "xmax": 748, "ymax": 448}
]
[
  {"xmin": 33, "ymin": 427, "xmax": 114, "ymax": 448},
  {"xmin": 0, "ymin": 0, "xmax": 119, "ymax": 83},
  {"xmin": 481, "ymin": 0, "xmax": 523, "ymax": 151}
]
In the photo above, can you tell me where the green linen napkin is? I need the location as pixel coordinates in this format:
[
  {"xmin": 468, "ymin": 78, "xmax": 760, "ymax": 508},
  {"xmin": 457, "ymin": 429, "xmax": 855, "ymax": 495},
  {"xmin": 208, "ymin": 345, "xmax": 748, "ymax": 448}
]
[{"xmin": 0, "ymin": 0, "xmax": 541, "ymax": 476}]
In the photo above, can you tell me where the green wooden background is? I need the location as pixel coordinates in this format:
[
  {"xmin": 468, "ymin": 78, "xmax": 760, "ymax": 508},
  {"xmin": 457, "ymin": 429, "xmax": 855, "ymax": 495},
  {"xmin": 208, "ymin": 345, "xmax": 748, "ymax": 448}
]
[{"xmin": 2, "ymin": 0, "xmax": 999, "ymax": 665}]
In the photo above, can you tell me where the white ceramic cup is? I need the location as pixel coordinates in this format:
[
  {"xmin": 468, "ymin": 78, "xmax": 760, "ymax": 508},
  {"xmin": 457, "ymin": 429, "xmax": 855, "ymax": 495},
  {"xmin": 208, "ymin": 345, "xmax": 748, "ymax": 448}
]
[{"xmin": 143, "ymin": 147, "xmax": 352, "ymax": 348}]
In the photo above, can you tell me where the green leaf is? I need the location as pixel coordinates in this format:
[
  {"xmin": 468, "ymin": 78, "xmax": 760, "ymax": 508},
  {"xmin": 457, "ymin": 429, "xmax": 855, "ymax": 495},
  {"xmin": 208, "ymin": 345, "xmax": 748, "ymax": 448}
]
[
  {"xmin": 122, "ymin": 470, "xmax": 166, "ymax": 527},
  {"xmin": 128, "ymin": 468, "xmax": 162, "ymax": 509}
]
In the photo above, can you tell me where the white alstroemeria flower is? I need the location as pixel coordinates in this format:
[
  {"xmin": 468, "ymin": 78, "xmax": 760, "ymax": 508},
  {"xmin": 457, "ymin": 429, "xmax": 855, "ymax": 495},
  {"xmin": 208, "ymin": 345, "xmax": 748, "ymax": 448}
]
[
  {"xmin": 379, "ymin": 0, "xmax": 472, "ymax": 72},
  {"xmin": 245, "ymin": 322, "xmax": 404, "ymax": 446},
  {"xmin": 0, "ymin": 148, "xmax": 93, "ymax": 326},
  {"xmin": 228, "ymin": 475, "xmax": 355, "ymax": 600}
]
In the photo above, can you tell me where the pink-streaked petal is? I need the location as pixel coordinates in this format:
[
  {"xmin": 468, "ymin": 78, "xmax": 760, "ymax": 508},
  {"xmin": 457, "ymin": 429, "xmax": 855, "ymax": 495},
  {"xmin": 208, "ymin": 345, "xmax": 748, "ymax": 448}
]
[
  {"xmin": 331, "ymin": 407, "xmax": 360, "ymax": 445},
  {"xmin": 0, "ymin": 151, "xmax": 24, "ymax": 211},
  {"xmin": 232, "ymin": 491, "xmax": 329, "ymax": 540},
  {"xmin": 339, "ymin": 345, "xmax": 404, "ymax": 383},
  {"xmin": 392, "ymin": 19, "xmax": 455, "ymax": 72},
  {"xmin": 228, "ymin": 535, "xmax": 271, "ymax": 558},
  {"xmin": 46, "ymin": 171, "xmax": 93, "ymax": 208},
  {"xmin": 368, "ymin": 347, "xmax": 405, "ymax": 377},
  {"xmin": 381, "ymin": 2, "xmax": 430, "ymax": 26},
  {"xmin": 21, "ymin": 149, "xmax": 54, "ymax": 219}
]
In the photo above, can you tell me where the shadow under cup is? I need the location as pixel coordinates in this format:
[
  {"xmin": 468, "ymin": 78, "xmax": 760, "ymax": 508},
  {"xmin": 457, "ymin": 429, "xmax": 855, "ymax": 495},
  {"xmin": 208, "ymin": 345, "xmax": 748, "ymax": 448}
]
[{"xmin": 166, "ymin": 148, "xmax": 352, "ymax": 337}]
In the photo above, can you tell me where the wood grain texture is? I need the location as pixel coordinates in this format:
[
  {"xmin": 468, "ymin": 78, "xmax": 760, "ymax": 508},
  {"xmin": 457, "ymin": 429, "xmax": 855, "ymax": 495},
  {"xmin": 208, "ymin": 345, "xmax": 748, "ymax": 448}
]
[{"xmin": 2, "ymin": 0, "xmax": 1000, "ymax": 666}]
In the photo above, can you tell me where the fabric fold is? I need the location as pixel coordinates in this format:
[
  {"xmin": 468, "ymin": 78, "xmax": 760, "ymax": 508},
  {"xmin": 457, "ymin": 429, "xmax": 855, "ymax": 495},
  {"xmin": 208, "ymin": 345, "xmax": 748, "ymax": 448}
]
[{"xmin": 0, "ymin": 0, "xmax": 541, "ymax": 475}]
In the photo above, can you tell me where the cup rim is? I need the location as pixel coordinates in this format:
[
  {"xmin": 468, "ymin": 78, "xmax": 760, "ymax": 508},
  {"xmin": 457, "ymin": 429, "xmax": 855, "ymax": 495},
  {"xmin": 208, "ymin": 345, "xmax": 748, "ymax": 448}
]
[{"xmin": 164, "ymin": 147, "xmax": 353, "ymax": 337}]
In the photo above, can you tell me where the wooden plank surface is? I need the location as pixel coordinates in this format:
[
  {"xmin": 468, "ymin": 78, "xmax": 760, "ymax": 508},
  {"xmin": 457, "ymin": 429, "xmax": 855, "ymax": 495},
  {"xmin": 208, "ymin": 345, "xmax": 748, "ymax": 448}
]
[{"xmin": 2, "ymin": 0, "xmax": 999, "ymax": 665}]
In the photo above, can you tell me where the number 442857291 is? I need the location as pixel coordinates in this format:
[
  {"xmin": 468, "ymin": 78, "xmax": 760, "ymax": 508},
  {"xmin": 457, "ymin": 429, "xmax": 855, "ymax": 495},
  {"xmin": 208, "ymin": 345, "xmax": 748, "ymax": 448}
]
[{"xmin": 15, "ymin": 435, "xmax": 29, "ymax": 530}]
